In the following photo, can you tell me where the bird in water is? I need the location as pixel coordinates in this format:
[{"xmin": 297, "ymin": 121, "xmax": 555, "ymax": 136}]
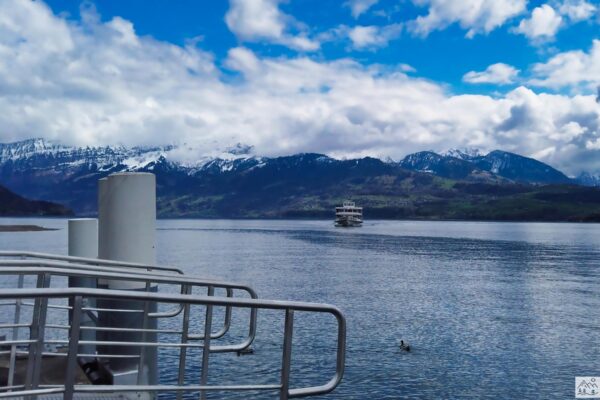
[{"xmin": 400, "ymin": 340, "xmax": 410, "ymax": 352}]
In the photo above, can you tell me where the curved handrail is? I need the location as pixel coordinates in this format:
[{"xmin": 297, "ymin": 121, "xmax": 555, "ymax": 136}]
[
  {"xmin": 0, "ymin": 258, "xmax": 252, "ymax": 316},
  {"xmin": 0, "ymin": 263, "xmax": 257, "ymax": 347},
  {"xmin": 0, "ymin": 251, "xmax": 184, "ymax": 274},
  {"xmin": 0, "ymin": 251, "xmax": 187, "ymax": 318}
]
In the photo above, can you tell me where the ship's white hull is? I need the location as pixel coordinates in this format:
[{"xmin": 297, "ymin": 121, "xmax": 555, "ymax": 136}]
[{"xmin": 335, "ymin": 216, "xmax": 363, "ymax": 227}]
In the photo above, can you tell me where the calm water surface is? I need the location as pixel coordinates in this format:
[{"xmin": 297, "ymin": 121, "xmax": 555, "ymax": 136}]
[{"xmin": 1, "ymin": 218, "xmax": 599, "ymax": 399}]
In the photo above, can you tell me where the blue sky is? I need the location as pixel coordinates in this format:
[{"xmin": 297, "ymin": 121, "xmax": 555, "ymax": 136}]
[
  {"xmin": 43, "ymin": 0, "xmax": 598, "ymax": 93},
  {"xmin": 1, "ymin": 0, "xmax": 600, "ymax": 174}
]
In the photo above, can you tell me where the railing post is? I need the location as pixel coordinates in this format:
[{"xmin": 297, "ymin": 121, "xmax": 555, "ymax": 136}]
[
  {"xmin": 137, "ymin": 280, "xmax": 152, "ymax": 385},
  {"xmin": 176, "ymin": 285, "xmax": 191, "ymax": 400},
  {"xmin": 7, "ymin": 274, "xmax": 24, "ymax": 390},
  {"xmin": 65, "ymin": 296, "xmax": 83, "ymax": 400},
  {"xmin": 200, "ymin": 286, "xmax": 214, "ymax": 400},
  {"xmin": 280, "ymin": 309, "xmax": 294, "ymax": 400},
  {"xmin": 25, "ymin": 273, "xmax": 50, "ymax": 394}
]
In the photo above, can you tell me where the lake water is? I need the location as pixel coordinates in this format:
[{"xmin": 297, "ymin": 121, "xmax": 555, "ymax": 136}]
[{"xmin": 1, "ymin": 218, "xmax": 599, "ymax": 399}]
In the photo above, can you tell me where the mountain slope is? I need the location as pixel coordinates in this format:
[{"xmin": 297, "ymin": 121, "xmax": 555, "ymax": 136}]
[
  {"xmin": 0, "ymin": 184, "xmax": 72, "ymax": 216},
  {"xmin": 472, "ymin": 150, "xmax": 571, "ymax": 184},
  {"xmin": 398, "ymin": 151, "xmax": 478, "ymax": 180},
  {"xmin": 576, "ymin": 172, "xmax": 600, "ymax": 187},
  {"xmin": 399, "ymin": 149, "xmax": 572, "ymax": 185},
  {"xmin": 0, "ymin": 138, "xmax": 259, "ymax": 214},
  {"xmin": 155, "ymin": 153, "xmax": 600, "ymax": 221}
]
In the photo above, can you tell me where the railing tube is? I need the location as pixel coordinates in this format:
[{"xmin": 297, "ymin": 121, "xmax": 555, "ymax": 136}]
[
  {"xmin": 25, "ymin": 273, "xmax": 51, "ymax": 393},
  {"xmin": 288, "ymin": 309, "xmax": 346, "ymax": 398},
  {"xmin": 280, "ymin": 309, "xmax": 294, "ymax": 400},
  {"xmin": 137, "ymin": 281, "xmax": 152, "ymax": 385},
  {"xmin": 64, "ymin": 296, "xmax": 83, "ymax": 400},
  {"xmin": 200, "ymin": 286, "xmax": 214, "ymax": 400},
  {"xmin": 7, "ymin": 274, "xmax": 24, "ymax": 390},
  {"xmin": 176, "ymin": 285, "xmax": 191, "ymax": 400}
]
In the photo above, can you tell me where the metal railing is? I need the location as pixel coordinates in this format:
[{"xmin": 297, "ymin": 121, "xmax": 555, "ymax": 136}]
[
  {"xmin": 0, "ymin": 287, "xmax": 346, "ymax": 400},
  {"xmin": 0, "ymin": 251, "xmax": 185, "ymax": 275},
  {"xmin": 0, "ymin": 262, "xmax": 258, "ymax": 351}
]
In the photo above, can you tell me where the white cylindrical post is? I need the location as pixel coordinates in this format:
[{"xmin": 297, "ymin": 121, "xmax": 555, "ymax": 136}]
[
  {"xmin": 99, "ymin": 172, "xmax": 156, "ymax": 285},
  {"xmin": 97, "ymin": 172, "xmax": 157, "ymax": 387},
  {"xmin": 68, "ymin": 218, "xmax": 99, "ymax": 377},
  {"xmin": 68, "ymin": 218, "xmax": 98, "ymax": 259}
]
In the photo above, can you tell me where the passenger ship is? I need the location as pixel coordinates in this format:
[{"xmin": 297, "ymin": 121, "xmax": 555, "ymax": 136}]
[{"xmin": 335, "ymin": 200, "xmax": 363, "ymax": 227}]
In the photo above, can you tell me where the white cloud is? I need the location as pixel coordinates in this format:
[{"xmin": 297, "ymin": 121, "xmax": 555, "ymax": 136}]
[
  {"xmin": 346, "ymin": 0, "xmax": 380, "ymax": 18},
  {"xmin": 587, "ymin": 138, "xmax": 600, "ymax": 150},
  {"xmin": 346, "ymin": 24, "xmax": 403, "ymax": 50},
  {"xmin": 409, "ymin": 0, "xmax": 527, "ymax": 38},
  {"xmin": 0, "ymin": 0, "xmax": 73, "ymax": 53},
  {"xmin": 559, "ymin": 0, "xmax": 597, "ymax": 22},
  {"xmin": 514, "ymin": 4, "xmax": 563, "ymax": 40},
  {"xmin": 399, "ymin": 64, "xmax": 417, "ymax": 73},
  {"xmin": 463, "ymin": 63, "xmax": 520, "ymax": 84},
  {"xmin": 225, "ymin": 0, "xmax": 318, "ymax": 51},
  {"xmin": 1, "ymin": 1, "xmax": 600, "ymax": 174},
  {"xmin": 529, "ymin": 39, "xmax": 600, "ymax": 89},
  {"xmin": 225, "ymin": 46, "xmax": 261, "ymax": 74}
]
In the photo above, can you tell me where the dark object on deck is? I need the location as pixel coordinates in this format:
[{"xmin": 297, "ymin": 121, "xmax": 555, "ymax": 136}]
[
  {"xmin": 400, "ymin": 340, "xmax": 410, "ymax": 352},
  {"xmin": 0, "ymin": 353, "xmax": 91, "ymax": 386},
  {"xmin": 81, "ymin": 359, "xmax": 111, "ymax": 385}
]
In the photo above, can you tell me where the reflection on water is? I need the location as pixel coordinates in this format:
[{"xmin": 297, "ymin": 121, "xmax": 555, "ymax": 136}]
[{"xmin": 1, "ymin": 218, "xmax": 599, "ymax": 399}]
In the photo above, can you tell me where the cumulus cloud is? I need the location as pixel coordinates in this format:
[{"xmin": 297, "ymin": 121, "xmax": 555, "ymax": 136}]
[
  {"xmin": 1, "ymin": 0, "xmax": 600, "ymax": 174},
  {"xmin": 529, "ymin": 39, "xmax": 600, "ymax": 90},
  {"xmin": 409, "ymin": 0, "xmax": 527, "ymax": 38},
  {"xmin": 225, "ymin": 0, "xmax": 318, "ymax": 51},
  {"xmin": 346, "ymin": 0, "xmax": 380, "ymax": 18},
  {"xmin": 559, "ymin": 0, "xmax": 597, "ymax": 22},
  {"xmin": 346, "ymin": 24, "xmax": 403, "ymax": 50},
  {"xmin": 513, "ymin": 4, "xmax": 563, "ymax": 40},
  {"xmin": 463, "ymin": 63, "xmax": 520, "ymax": 85}
]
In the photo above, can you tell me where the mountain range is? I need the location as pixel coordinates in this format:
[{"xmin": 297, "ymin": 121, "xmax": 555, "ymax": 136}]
[
  {"xmin": 399, "ymin": 148, "xmax": 573, "ymax": 184},
  {"xmin": 1, "ymin": 138, "xmax": 600, "ymax": 221}
]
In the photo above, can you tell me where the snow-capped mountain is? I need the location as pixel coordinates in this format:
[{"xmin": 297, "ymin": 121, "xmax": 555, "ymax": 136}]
[
  {"xmin": 2, "ymin": 138, "xmax": 600, "ymax": 220},
  {"xmin": 398, "ymin": 151, "xmax": 478, "ymax": 180},
  {"xmin": 576, "ymin": 172, "xmax": 600, "ymax": 187},
  {"xmin": 442, "ymin": 148, "xmax": 483, "ymax": 161},
  {"xmin": 474, "ymin": 150, "xmax": 571, "ymax": 184},
  {"xmin": 0, "ymin": 138, "xmax": 259, "ymax": 174},
  {"xmin": 0, "ymin": 138, "xmax": 263, "ymax": 214},
  {"xmin": 0, "ymin": 138, "xmax": 169, "ymax": 173},
  {"xmin": 399, "ymin": 148, "xmax": 572, "ymax": 184}
]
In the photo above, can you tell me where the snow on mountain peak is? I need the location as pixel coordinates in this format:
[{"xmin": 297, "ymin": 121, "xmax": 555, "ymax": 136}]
[
  {"xmin": 0, "ymin": 138, "xmax": 65, "ymax": 160},
  {"xmin": 443, "ymin": 148, "xmax": 483, "ymax": 161},
  {"xmin": 0, "ymin": 138, "xmax": 261, "ymax": 174}
]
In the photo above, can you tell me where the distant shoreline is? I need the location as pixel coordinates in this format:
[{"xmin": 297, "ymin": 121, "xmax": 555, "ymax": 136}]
[{"xmin": 0, "ymin": 225, "xmax": 58, "ymax": 232}]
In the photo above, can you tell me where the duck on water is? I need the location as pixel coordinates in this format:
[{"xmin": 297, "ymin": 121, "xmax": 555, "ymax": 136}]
[{"xmin": 400, "ymin": 340, "xmax": 410, "ymax": 352}]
